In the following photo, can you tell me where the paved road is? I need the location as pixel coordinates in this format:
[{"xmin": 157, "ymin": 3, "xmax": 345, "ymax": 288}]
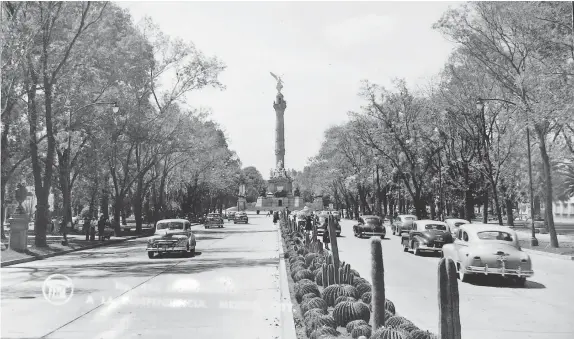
[
  {"xmin": 1, "ymin": 215, "xmax": 283, "ymax": 339},
  {"xmin": 335, "ymin": 219, "xmax": 574, "ymax": 339}
]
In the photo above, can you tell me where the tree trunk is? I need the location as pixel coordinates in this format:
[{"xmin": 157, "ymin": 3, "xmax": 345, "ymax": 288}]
[
  {"xmin": 1, "ymin": 180, "xmax": 6, "ymax": 239},
  {"xmin": 382, "ymin": 186, "xmax": 388, "ymax": 216},
  {"xmin": 113, "ymin": 195, "xmax": 123, "ymax": 234},
  {"xmin": 536, "ymin": 128, "xmax": 559, "ymax": 247},
  {"xmin": 506, "ymin": 198, "xmax": 514, "ymax": 227},
  {"xmin": 133, "ymin": 176, "xmax": 144, "ymax": 234},
  {"xmin": 482, "ymin": 189, "xmax": 488, "ymax": 223},
  {"xmin": 490, "ymin": 184, "xmax": 504, "ymax": 226},
  {"xmin": 430, "ymin": 199, "xmax": 436, "ymax": 220}
]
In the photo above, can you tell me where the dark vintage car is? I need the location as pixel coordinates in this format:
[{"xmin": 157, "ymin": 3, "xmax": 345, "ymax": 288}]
[
  {"xmin": 146, "ymin": 219, "xmax": 196, "ymax": 258},
  {"xmin": 234, "ymin": 212, "xmax": 249, "ymax": 224},
  {"xmin": 353, "ymin": 215, "xmax": 386, "ymax": 239},
  {"xmin": 391, "ymin": 214, "xmax": 417, "ymax": 236},
  {"xmin": 402, "ymin": 220, "xmax": 453, "ymax": 255},
  {"xmin": 205, "ymin": 213, "xmax": 224, "ymax": 229},
  {"xmin": 316, "ymin": 213, "xmax": 341, "ymax": 237}
]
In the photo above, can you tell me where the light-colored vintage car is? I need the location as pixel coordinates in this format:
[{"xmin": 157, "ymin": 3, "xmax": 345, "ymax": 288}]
[
  {"xmin": 445, "ymin": 218, "xmax": 470, "ymax": 237},
  {"xmin": 205, "ymin": 213, "xmax": 224, "ymax": 229},
  {"xmin": 391, "ymin": 214, "xmax": 417, "ymax": 236},
  {"xmin": 146, "ymin": 219, "xmax": 196, "ymax": 259},
  {"xmin": 401, "ymin": 220, "xmax": 453, "ymax": 255},
  {"xmin": 441, "ymin": 224, "xmax": 533, "ymax": 286}
]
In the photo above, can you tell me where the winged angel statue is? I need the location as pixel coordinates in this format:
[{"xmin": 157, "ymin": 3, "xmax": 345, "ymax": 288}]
[{"xmin": 270, "ymin": 72, "xmax": 284, "ymax": 93}]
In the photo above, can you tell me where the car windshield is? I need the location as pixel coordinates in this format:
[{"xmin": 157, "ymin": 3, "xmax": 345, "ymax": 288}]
[
  {"xmin": 425, "ymin": 224, "xmax": 447, "ymax": 230},
  {"xmin": 157, "ymin": 222, "xmax": 184, "ymax": 230},
  {"xmin": 404, "ymin": 217, "xmax": 415, "ymax": 221},
  {"xmin": 365, "ymin": 218, "xmax": 380, "ymax": 224},
  {"xmin": 208, "ymin": 214, "xmax": 220, "ymax": 218},
  {"xmin": 477, "ymin": 231, "xmax": 514, "ymax": 241}
]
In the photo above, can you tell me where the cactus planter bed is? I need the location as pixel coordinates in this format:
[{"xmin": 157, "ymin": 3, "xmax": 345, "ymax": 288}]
[{"xmin": 279, "ymin": 214, "xmax": 450, "ymax": 339}]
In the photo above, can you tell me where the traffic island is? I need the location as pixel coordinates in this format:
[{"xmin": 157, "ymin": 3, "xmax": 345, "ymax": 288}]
[{"xmin": 278, "ymin": 215, "xmax": 450, "ymax": 339}]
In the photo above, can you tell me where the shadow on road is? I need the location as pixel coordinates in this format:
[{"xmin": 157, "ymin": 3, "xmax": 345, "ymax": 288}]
[{"xmin": 465, "ymin": 275, "xmax": 546, "ymax": 289}]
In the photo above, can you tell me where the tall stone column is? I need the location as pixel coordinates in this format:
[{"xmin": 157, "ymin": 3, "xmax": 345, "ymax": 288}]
[{"xmin": 274, "ymin": 93, "xmax": 287, "ymax": 168}]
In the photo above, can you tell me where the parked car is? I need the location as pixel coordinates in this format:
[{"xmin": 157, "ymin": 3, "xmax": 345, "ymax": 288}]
[
  {"xmin": 317, "ymin": 213, "xmax": 341, "ymax": 237},
  {"xmin": 146, "ymin": 219, "xmax": 196, "ymax": 259},
  {"xmin": 391, "ymin": 214, "xmax": 417, "ymax": 236},
  {"xmin": 402, "ymin": 220, "xmax": 453, "ymax": 255},
  {"xmin": 353, "ymin": 215, "xmax": 386, "ymax": 239},
  {"xmin": 332, "ymin": 211, "xmax": 341, "ymax": 221},
  {"xmin": 442, "ymin": 224, "xmax": 533, "ymax": 286},
  {"xmin": 234, "ymin": 212, "xmax": 249, "ymax": 224},
  {"xmin": 226, "ymin": 211, "xmax": 237, "ymax": 220},
  {"xmin": 445, "ymin": 218, "xmax": 470, "ymax": 237},
  {"xmin": 205, "ymin": 213, "xmax": 224, "ymax": 229}
]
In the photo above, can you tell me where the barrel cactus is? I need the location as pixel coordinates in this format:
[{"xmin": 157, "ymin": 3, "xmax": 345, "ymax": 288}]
[
  {"xmin": 352, "ymin": 277, "xmax": 369, "ymax": 287},
  {"xmin": 334, "ymin": 295, "xmax": 356, "ymax": 305},
  {"xmin": 305, "ymin": 314, "xmax": 337, "ymax": 337},
  {"xmin": 385, "ymin": 299, "xmax": 396, "ymax": 315},
  {"xmin": 406, "ymin": 330, "xmax": 438, "ymax": 339},
  {"xmin": 361, "ymin": 292, "xmax": 372, "ymax": 304},
  {"xmin": 350, "ymin": 269, "xmax": 361, "ymax": 278},
  {"xmin": 341, "ymin": 284, "xmax": 359, "ymax": 298},
  {"xmin": 345, "ymin": 319, "xmax": 368, "ymax": 333},
  {"xmin": 304, "ymin": 308, "xmax": 328, "ymax": 323},
  {"xmin": 398, "ymin": 322, "xmax": 419, "ymax": 334},
  {"xmin": 371, "ymin": 328, "xmax": 407, "ymax": 339},
  {"xmin": 305, "ymin": 253, "xmax": 319, "ymax": 267},
  {"xmin": 385, "ymin": 315, "xmax": 413, "ymax": 329},
  {"xmin": 294, "ymin": 269, "xmax": 315, "ymax": 282},
  {"xmin": 301, "ymin": 297, "xmax": 328, "ymax": 315},
  {"xmin": 302, "ymin": 293, "xmax": 319, "ymax": 302},
  {"xmin": 315, "ymin": 269, "xmax": 324, "ymax": 285},
  {"xmin": 290, "ymin": 255, "xmax": 305, "ymax": 264},
  {"xmin": 295, "ymin": 282, "xmax": 320, "ymax": 303},
  {"xmin": 351, "ymin": 324, "xmax": 372, "ymax": 339},
  {"xmin": 309, "ymin": 325, "xmax": 340, "ymax": 339},
  {"xmin": 332, "ymin": 301, "xmax": 371, "ymax": 327},
  {"xmin": 356, "ymin": 283, "xmax": 372, "ymax": 297}
]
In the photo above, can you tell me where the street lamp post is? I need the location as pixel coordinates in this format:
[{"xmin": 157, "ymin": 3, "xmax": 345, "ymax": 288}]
[{"xmin": 434, "ymin": 127, "xmax": 445, "ymax": 221}]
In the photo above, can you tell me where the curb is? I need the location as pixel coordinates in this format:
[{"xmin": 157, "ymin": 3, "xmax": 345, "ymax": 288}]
[
  {"xmin": 1, "ymin": 234, "xmax": 150, "ymax": 267},
  {"xmin": 276, "ymin": 224, "xmax": 297, "ymax": 339},
  {"xmin": 522, "ymin": 248, "xmax": 574, "ymax": 261}
]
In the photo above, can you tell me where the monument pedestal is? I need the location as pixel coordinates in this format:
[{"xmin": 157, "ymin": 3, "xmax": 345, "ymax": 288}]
[
  {"xmin": 9, "ymin": 209, "xmax": 29, "ymax": 251},
  {"xmin": 237, "ymin": 196, "xmax": 247, "ymax": 211}
]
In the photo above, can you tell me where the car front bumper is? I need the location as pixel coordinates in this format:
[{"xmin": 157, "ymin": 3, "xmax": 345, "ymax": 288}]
[
  {"xmin": 466, "ymin": 265, "xmax": 534, "ymax": 277},
  {"xmin": 417, "ymin": 243, "xmax": 444, "ymax": 251},
  {"xmin": 359, "ymin": 231, "xmax": 386, "ymax": 237},
  {"xmin": 146, "ymin": 243, "xmax": 186, "ymax": 252}
]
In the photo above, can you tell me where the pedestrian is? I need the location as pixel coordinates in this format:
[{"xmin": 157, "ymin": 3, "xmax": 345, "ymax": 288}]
[
  {"xmin": 305, "ymin": 214, "xmax": 313, "ymax": 237},
  {"xmin": 97, "ymin": 215, "xmax": 106, "ymax": 241},
  {"xmin": 84, "ymin": 216, "xmax": 91, "ymax": 241},
  {"xmin": 323, "ymin": 219, "xmax": 330, "ymax": 250},
  {"xmin": 273, "ymin": 211, "xmax": 279, "ymax": 224}
]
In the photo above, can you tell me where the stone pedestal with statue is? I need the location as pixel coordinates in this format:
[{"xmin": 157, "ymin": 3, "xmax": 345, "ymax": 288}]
[
  {"xmin": 9, "ymin": 184, "xmax": 30, "ymax": 251},
  {"xmin": 237, "ymin": 184, "xmax": 247, "ymax": 211}
]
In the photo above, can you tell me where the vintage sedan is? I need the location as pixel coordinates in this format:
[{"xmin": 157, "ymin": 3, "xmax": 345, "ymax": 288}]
[
  {"xmin": 402, "ymin": 220, "xmax": 453, "ymax": 255},
  {"xmin": 234, "ymin": 211, "xmax": 249, "ymax": 224},
  {"xmin": 146, "ymin": 219, "xmax": 196, "ymax": 259},
  {"xmin": 441, "ymin": 224, "xmax": 533, "ymax": 286},
  {"xmin": 353, "ymin": 215, "xmax": 386, "ymax": 239},
  {"xmin": 391, "ymin": 214, "xmax": 417, "ymax": 236},
  {"xmin": 205, "ymin": 213, "xmax": 224, "ymax": 229},
  {"xmin": 445, "ymin": 218, "xmax": 470, "ymax": 237}
]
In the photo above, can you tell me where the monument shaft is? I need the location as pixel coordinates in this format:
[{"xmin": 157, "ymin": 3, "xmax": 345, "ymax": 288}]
[{"xmin": 274, "ymin": 94, "xmax": 287, "ymax": 168}]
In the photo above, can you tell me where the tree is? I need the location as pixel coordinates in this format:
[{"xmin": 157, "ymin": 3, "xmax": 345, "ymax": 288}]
[{"xmin": 241, "ymin": 166, "xmax": 266, "ymax": 203}]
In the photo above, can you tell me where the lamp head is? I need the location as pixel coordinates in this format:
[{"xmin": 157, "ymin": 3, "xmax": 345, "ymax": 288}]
[
  {"xmin": 112, "ymin": 102, "xmax": 119, "ymax": 114},
  {"xmin": 475, "ymin": 98, "xmax": 484, "ymax": 111}
]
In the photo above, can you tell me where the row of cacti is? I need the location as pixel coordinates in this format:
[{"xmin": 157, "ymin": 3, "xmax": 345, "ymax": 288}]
[{"xmin": 281, "ymin": 213, "xmax": 459, "ymax": 339}]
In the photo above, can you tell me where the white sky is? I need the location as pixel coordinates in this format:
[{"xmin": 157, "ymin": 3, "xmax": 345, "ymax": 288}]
[{"xmin": 118, "ymin": 1, "xmax": 460, "ymax": 179}]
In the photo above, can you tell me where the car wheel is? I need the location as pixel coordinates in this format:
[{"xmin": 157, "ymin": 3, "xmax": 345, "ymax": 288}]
[
  {"xmin": 148, "ymin": 251, "xmax": 155, "ymax": 259},
  {"xmin": 403, "ymin": 243, "xmax": 409, "ymax": 252},
  {"xmin": 413, "ymin": 241, "xmax": 420, "ymax": 256}
]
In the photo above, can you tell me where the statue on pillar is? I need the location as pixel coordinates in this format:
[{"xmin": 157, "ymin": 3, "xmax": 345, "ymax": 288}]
[{"xmin": 270, "ymin": 72, "xmax": 283, "ymax": 93}]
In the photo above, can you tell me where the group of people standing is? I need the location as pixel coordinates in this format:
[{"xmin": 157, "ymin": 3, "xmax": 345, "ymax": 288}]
[
  {"xmin": 83, "ymin": 215, "xmax": 111, "ymax": 241},
  {"xmin": 292, "ymin": 212, "xmax": 331, "ymax": 250}
]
